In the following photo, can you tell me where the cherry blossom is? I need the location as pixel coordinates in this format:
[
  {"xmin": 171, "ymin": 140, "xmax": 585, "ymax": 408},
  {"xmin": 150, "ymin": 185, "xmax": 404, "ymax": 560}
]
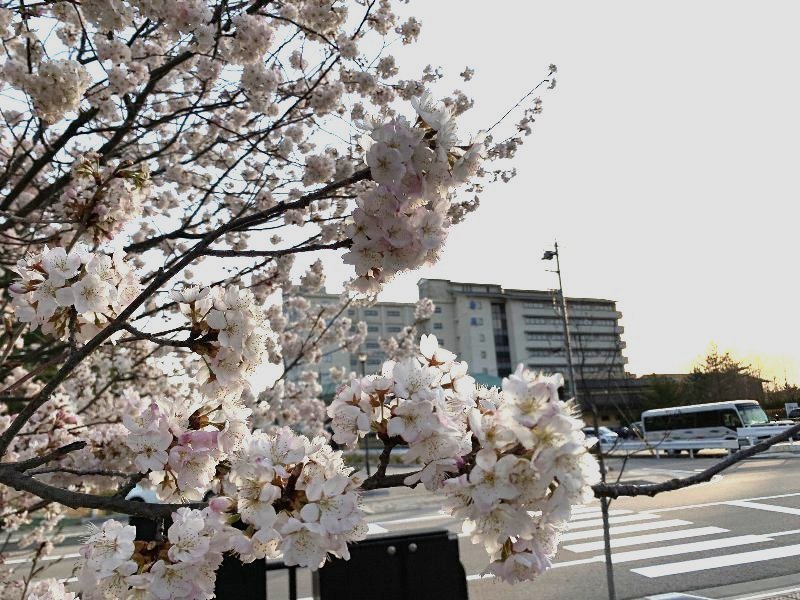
[{"xmin": 0, "ymin": 0, "xmax": 570, "ymax": 593}]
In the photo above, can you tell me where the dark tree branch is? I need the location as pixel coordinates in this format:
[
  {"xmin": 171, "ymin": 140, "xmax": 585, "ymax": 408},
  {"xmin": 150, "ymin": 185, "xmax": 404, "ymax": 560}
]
[
  {"xmin": 594, "ymin": 422, "xmax": 800, "ymax": 498},
  {"xmin": 6, "ymin": 441, "xmax": 87, "ymax": 472},
  {"xmin": 0, "ymin": 467, "xmax": 205, "ymax": 519},
  {"xmin": 203, "ymin": 239, "xmax": 350, "ymax": 257}
]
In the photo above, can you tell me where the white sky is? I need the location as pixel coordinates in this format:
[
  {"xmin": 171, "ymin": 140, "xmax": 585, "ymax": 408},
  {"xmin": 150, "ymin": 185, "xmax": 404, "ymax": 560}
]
[{"xmin": 319, "ymin": 0, "xmax": 800, "ymax": 383}]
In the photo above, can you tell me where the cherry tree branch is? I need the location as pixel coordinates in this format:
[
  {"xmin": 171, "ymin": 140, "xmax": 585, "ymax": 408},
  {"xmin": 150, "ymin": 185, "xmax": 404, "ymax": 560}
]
[
  {"xmin": 0, "ymin": 168, "xmax": 371, "ymax": 457},
  {"xmin": 0, "ymin": 467, "xmax": 204, "ymax": 519},
  {"xmin": 7, "ymin": 441, "xmax": 87, "ymax": 472}
]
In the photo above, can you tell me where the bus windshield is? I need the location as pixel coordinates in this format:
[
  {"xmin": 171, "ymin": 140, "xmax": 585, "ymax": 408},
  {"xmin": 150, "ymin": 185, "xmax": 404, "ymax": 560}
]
[{"xmin": 736, "ymin": 403, "xmax": 770, "ymax": 426}]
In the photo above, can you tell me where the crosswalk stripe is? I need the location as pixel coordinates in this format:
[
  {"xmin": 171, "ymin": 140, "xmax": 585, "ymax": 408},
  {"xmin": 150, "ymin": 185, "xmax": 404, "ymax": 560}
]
[
  {"xmin": 567, "ymin": 513, "xmax": 659, "ymax": 530},
  {"xmin": 726, "ymin": 500, "xmax": 800, "ymax": 515},
  {"xmin": 6, "ymin": 552, "xmax": 80, "ymax": 565},
  {"xmin": 649, "ymin": 492, "xmax": 800, "ymax": 514},
  {"xmin": 563, "ymin": 527, "xmax": 729, "ymax": 553},
  {"xmin": 631, "ymin": 542, "xmax": 800, "ymax": 578},
  {"xmin": 572, "ymin": 505, "xmax": 600, "ymax": 514},
  {"xmin": 561, "ymin": 519, "xmax": 692, "ymax": 542},
  {"xmin": 374, "ymin": 513, "xmax": 450, "ymax": 526},
  {"xmin": 554, "ymin": 535, "xmax": 771, "ymax": 569},
  {"xmin": 571, "ymin": 509, "xmax": 633, "ymax": 521},
  {"xmin": 608, "ymin": 534, "xmax": 772, "ymax": 564}
]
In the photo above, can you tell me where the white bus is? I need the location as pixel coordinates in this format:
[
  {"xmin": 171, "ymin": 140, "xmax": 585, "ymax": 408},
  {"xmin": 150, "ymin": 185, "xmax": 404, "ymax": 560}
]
[{"xmin": 641, "ymin": 400, "xmax": 793, "ymax": 451}]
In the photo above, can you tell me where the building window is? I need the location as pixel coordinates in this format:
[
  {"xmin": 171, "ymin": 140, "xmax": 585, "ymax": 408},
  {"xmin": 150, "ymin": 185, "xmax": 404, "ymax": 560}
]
[
  {"xmin": 480, "ymin": 351, "xmax": 487, "ymax": 359},
  {"xmin": 347, "ymin": 309, "xmax": 356, "ymax": 316},
  {"xmin": 470, "ymin": 317, "xmax": 484, "ymax": 326},
  {"xmin": 524, "ymin": 316, "xmax": 550, "ymax": 325},
  {"xmin": 479, "ymin": 333, "xmax": 486, "ymax": 342},
  {"xmin": 322, "ymin": 354, "xmax": 332, "ymax": 363},
  {"xmin": 433, "ymin": 322, "xmax": 443, "ymax": 330},
  {"xmin": 364, "ymin": 309, "xmax": 379, "ymax": 317},
  {"xmin": 387, "ymin": 309, "xmax": 401, "ymax": 317},
  {"xmin": 367, "ymin": 325, "xmax": 379, "ymax": 332},
  {"xmin": 434, "ymin": 306, "xmax": 442, "ymax": 314},
  {"xmin": 469, "ymin": 300, "xmax": 483, "ymax": 310},
  {"xmin": 525, "ymin": 332, "xmax": 550, "ymax": 341},
  {"xmin": 523, "ymin": 301, "xmax": 547, "ymax": 309},
  {"xmin": 387, "ymin": 325, "xmax": 402, "ymax": 333},
  {"xmin": 366, "ymin": 341, "xmax": 379, "ymax": 349}
]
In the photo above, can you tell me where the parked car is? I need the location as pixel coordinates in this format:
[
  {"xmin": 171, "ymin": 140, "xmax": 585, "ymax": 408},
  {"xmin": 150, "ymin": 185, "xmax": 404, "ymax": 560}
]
[
  {"xmin": 607, "ymin": 426, "xmax": 631, "ymax": 439},
  {"xmin": 581, "ymin": 426, "xmax": 619, "ymax": 446},
  {"xmin": 787, "ymin": 408, "xmax": 800, "ymax": 421}
]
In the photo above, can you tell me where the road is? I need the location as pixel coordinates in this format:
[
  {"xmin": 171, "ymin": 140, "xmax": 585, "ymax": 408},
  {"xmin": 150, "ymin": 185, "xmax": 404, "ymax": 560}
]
[{"xmin": 5, "ymin": 450, "xmax": 800, "ymax": 600}]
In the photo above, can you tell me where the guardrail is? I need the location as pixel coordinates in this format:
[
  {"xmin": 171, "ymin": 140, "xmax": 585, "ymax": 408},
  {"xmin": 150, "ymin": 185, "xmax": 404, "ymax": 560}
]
[{"xmin": 600, "ymin": 437, "xmax": 739, "ymax": 459}]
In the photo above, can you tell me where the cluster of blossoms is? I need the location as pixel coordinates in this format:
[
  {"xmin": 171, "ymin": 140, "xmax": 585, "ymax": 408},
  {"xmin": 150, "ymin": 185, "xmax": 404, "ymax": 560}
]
[
  {"xmin": 223, "ymin": 427, "xmax": 366, "ymax": 567},
  {"xmin": 329, "ymin": 335, "xmax": 600, "ymax": 582},
  {"xmin": 23, "ymin": 578, "xmax": 77, "ymax": 600},
  {"xmin": 123, "ymin": 395, "xmax": 251, "ymax": 501},
  {"xmin": 171, "ymin": 285, "xmax": 277, "ymax": 401},
  {"xmin": 9, "ymin": 246, "xmax": 140, "ymax": 341},
  {"xmin": 77, "ymin": 509, "xmax": 234, "ymax": 600},
  {"xmin": 55, "ymin": 154, "xmax": 151, "ymax": 243},
  {"xmin": 343, "ymin": 92, "xmax": 485, "ymax": 292},
  {"xmin": 2, "ymin": 57, "xmax": 91, "ymax": 123},
  {"xmin": 80, "ymin": 428, "xmax": 367, "ymax": 598}
]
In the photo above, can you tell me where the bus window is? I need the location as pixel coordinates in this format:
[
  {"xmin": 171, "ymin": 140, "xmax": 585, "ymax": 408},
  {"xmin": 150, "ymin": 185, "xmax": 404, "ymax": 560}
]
[
  {"xmin": 695, "ymin": 411, "xmax": 720, "ymax": 428},
  {"xmin": 720, "ymin": 409, "xmax": 742, "ymax": 428},
  {"xmin": 644, "ymin": 416, "xmax": 665, "ymax": 431},
  {"xmin": 735, "ymin": 403, "xmax": 769, "ymax": 426}
]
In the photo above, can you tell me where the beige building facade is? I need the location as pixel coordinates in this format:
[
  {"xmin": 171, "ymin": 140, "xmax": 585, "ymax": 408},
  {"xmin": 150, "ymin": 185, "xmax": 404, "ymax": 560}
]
[{"xmin": 303, "ymin": 279, "xmax": 628, "ymax": 396}]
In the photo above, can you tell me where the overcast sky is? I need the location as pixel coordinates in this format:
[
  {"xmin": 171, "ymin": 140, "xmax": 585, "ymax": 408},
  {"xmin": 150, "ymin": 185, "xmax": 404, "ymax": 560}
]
[{"xmin": 318, "ymin": 1, "xmax": 800, "ymax": 383}]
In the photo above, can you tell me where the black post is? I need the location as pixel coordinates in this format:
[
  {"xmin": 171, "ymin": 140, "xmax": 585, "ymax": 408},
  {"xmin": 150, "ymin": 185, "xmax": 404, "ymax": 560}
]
[{"xmin": 289, "ymin": 566, "xmax": 297, "ymax": 600}]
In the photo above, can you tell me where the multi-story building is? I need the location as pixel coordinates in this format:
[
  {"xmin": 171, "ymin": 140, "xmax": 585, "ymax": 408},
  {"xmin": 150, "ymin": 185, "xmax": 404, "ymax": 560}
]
[
  {"xmin": 417, "ymin": 279, "xmax": 628, "ymax": 386},
  {"xmin": 302, "ymin": 280, "xmax": 628, "ymax": 402}
]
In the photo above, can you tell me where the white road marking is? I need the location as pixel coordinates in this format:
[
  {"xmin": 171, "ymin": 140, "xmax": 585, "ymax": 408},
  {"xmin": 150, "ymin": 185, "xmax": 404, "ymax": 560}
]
[
  {"xmin": 726, "ymin": 500, "xmax": 800, "ymax": 515},
  {"xmin": 649, "ymin": 491, "xmax": 800, "ymax": 514},
  {"xmin": 560, "ymin": 519, "xmax": 692, "ymax": 542},
  {"xmin": 570, "ymin": 509, "xmax": 633, "ymax": 521},
  {"xmin": 567, "ymin": 513, "xmax": 659, "ymax": 530},
  {"xmin": 554, "ymin": 535, "xmax": 771, "ymax": 569},
  {"xmin": 606, "ymin": 534, "xmax": 772, "ymax": 564},
  {"xmin": 366, "ymin": 523, "xmax": 388, "ymax": 534},
  {"xmin": 631, "ymin": 543, "xmax": 800, "ymax": 578},
  {"xmin": 9, "ymin": 530, "xmax": 85, "ymax": 545},
  {"xmin": 373, "ymin": 513, "xmax": 450, "ymax": 526},
  {"xmin": 6, "ymin": 552, "xmax": 80, "ymax": 565},
  {"xmin": 766, "ymin": 528, "xmax": 800, "ymax": 537},
  {"xmin": 563, "ymin": 526, "xmax": 729, "ymax": 553}
]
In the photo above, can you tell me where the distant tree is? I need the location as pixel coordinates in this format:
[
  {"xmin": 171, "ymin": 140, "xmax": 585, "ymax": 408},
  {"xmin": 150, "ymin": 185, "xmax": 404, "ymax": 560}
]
[
  {"xmin": 640, "ymin": 375, "xmax": 685, "ymax": 412},
  {"xmin": 762, "ymin": 381, "xmax": 800, "ymax": 415},
  {"xmin": 684, "ymin": 345, "xmax": 764, "ymax": 404}
]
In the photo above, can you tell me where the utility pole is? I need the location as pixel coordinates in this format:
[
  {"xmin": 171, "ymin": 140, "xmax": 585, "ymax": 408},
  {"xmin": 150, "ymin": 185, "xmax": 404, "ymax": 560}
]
[
  {"xmin": 543, "ymin": 241, "xmax": 616, "ymax": 600},
  {"xmin": 542, "ymin": 242, "xmax": 578, "ymax": 401}
]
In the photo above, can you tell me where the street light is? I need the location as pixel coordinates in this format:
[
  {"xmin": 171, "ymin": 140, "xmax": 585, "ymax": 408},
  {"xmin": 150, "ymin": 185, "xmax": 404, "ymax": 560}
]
[
  {"xmin": 541, "ymin": 241, "xmax": 578, "ymax": 403},
  {"xmin": 357, "ymin": 352, "xmax": 371, "ymax": 476},
  {"xmin": 544, "ymin": 242, "xmax": 616, "ymax": 600}
]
